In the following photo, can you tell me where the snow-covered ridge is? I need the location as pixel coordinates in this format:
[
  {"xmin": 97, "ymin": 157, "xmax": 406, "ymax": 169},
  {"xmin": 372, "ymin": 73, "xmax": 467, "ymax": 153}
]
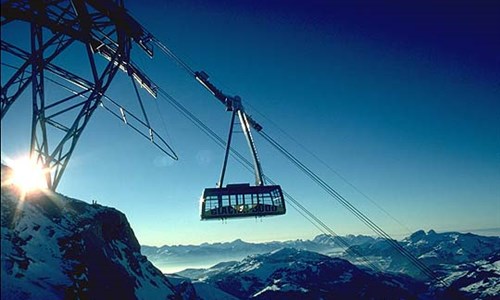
[
  {"xmin": 141, "ymin": 233, "xmax": 375, "ymax": 273},
  {"xmin": 348, "ymin": 229, "xmax": 500, "ymax": 279},
  {"xmin": 181, "ymin": 247, "xmax": 428, "ymax": 299},
  {"xmin": 443, "ymin": 251, "xmax": 500, "ymax": 299},
  {"xmin": 1, "ymin": 164, "xmax": 196, "ymax": 300},
  {"xmin": 178, "ymin": 245, "xmax": 499, "ymax": 299},
  {"xmin": 165, "ymin": 228, "xmax": 499, "ymax": 299}
]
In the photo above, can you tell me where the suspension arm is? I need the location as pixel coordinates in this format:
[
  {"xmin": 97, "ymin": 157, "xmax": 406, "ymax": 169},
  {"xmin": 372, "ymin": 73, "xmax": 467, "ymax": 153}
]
[{"xmin": 194, "ymin": 70, "xmax": 262, "ymax": 132}]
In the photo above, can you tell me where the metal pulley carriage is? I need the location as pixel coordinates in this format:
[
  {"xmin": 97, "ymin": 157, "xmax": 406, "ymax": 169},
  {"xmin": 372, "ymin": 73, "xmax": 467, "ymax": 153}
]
[{"xmin": 196, "ymin": 71, "xmax": 286, "ymax": 220}]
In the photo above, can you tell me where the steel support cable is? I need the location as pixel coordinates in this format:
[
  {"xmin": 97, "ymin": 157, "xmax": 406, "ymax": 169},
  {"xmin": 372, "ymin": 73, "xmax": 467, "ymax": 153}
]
[
  {"xmin": 149, "ymin": 48, "xmax": 413, "ymax": 260},
  {"xmin": 279, "ymin": 189, "xmax": 382, "ymax": 272},
  {"xmin": 2, "ymin": 62, "xmax": 180, "ymax": 160},
  {"xmin": 149, "ymin": 38, "xmax": 414, "ymax": 246},
  {"xmin": 155, "ymin": 86, "xmax": 382, "ymax": 272},
  {"xmin": 259, "ymin": 131, "xmax": 437, "ymax": 279},
  {"xmin": 152, "ymin": 38, "xmax": 196, "ymax": 76},
  {"xmin": 246, "ymin": 103, "xmax": 414, "ymax": 236},
  {"xmin": 153, "ymin": 97, "xmax": 174, "ymax": 149},
  {"xmin": 137, "ymin": 37, "xmax": 426, "ymax": 276},
  {"xmin": 259, "ymin": 135, "xmax": 395, "ymax": 273},
  {"xmin": 259, "ymin": 130, "xmax": 445, "ymax": 285},
  {"xmin": 130, "ymin": 75, "xmax": 152, "ymax": 139},
  {"xmin": 261, "ymin": 131, "xmax": 389, "ymax": 240},
  {"xmin": 143, "ymin": 63, "xmax": 434, "ymax": 279},
  {"xmin": 157, "ymin": 87, "xmax": 226, "ymax": 146}
]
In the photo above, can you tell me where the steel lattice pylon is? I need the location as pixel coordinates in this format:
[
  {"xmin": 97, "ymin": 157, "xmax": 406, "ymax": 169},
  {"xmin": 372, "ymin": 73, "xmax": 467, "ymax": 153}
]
[{"xmin": 0, "ymin": 0, "xmax": 170, "ymax": 190}]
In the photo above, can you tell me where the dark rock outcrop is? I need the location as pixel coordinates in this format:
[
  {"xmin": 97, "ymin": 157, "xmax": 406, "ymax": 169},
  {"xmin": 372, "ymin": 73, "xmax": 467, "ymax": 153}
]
[{"xmin": 1, "ymin": 165, "xmax": 197, "ymax": 300}]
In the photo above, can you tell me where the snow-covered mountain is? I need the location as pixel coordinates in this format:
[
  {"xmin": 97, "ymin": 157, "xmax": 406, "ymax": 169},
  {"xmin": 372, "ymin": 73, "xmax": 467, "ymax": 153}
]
[
  {"xmin": 404, "ymin": 230, "xmax": 500, "ymax": 265},
  {"xmin": 312, "ymin": 233, "xmax": 376, "ymax": 247},
  {"xmin": 142, "ymin": 234, "xmax": 375, "ymax": 273},
  {"xmin": 347, "ymin": 229, "xmax": 500, "ymax": 279},
  {"xmin": 179, "ymin": 247, "xmax": 500, "ymax": 299},
  {"xmin": 159, "ymin": 229, "xmax": 499, "ymax": 299},
  {"xmin": 1, "ymin": 165, "xmax": 197, "ymax": 300},
  {"xmin": 180, "ymin": 248, "xmax": 430, "ymax": 299},
  {"xmin": 443, "ymin": 251, "xmax": 500, "ymax": 299},
  {"xmin": 144, "ymin": 228, "xmax": 499, "ymax": 284},
  {"xmin": 3, "ymin": 159, "xmax": 497, "ymax": 299}
]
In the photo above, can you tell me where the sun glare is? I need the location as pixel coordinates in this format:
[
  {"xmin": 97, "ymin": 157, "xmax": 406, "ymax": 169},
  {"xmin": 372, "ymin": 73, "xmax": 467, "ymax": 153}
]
[{"xmin": 10, "ymin": 157, "xmax": 48, "ymax": 193}]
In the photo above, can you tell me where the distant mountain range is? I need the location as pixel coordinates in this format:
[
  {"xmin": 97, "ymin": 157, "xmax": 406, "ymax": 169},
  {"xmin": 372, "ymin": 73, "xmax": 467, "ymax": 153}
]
[
  {"xmin": 143, "ymin": 228, "xmax": 499, "ymax": 299},
  {"xmin": 141, "ymin": 234, "xmax": 376, "ymax": 273},
  {"xmin": 174, "ymin": 245, "xmax": 499, "ymax": 299},
  {"xmin": 180, "ymin": 248, "xmax": 428, "ymax": 299},
  {"xmin": 141, "ymin": 229, "xmax": 499, "ymax": 277},
  {"xmin": 348, "ymin": 229, "xmax": 500, "ymax": 280}
]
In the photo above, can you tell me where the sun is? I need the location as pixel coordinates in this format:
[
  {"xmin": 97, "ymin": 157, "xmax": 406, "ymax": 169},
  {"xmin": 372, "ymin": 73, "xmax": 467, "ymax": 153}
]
[{"xmin": 10, "ymin": 157, "xmax": 48, "ymax": 193}]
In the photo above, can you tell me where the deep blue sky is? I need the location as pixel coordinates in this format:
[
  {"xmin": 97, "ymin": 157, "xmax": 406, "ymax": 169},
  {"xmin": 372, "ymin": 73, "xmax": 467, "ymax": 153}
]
[{"xmin": 1, "ymin": 0, "xmax": 499, "ymax": 245}]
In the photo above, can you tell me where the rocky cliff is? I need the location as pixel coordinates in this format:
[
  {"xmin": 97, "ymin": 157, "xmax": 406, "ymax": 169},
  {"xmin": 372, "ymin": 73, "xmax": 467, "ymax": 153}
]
[{"xmin": 1, "ymin": 165, "xmax": 197, "ymax": 299}]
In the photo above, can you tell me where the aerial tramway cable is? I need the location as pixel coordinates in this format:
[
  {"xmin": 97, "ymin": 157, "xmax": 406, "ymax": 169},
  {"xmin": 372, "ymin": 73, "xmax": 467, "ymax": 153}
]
[
  {"xmin": 130, "ymin": 76, "xmax": 154, "ymax": 141},
  {"xmin": 46, "ymin": 55, "xmax": 439, "ymax": 282},
  {"xmin": 148, "ymin": 36, "xmax": 446, "ymax": 285},
  {"xmin": 153, "ymin": 38, "xmax": 196, "ymax": 76},
  {"xmin": 160, "ymin": 83, "xmax": 441, "ymax": 282},
  {"xmin": 156, "ymin": 86, "xmax": 381, "ymax": 272},
  {"xmin": 259, "ymin": 130, "xmax": 444, "ymax": 284},
  {"xmin": 0, "ymin": 62, "xmax": 178, "ymax": 161},
  {"xmin": 246, "ymin": 103, "xmax": 414, "ymax": 236}
]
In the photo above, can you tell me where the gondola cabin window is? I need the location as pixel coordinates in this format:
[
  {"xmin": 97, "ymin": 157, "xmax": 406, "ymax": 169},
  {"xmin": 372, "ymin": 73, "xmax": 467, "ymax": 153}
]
[{"xmin": 200, "ymin": 184, "xmax": 286, "ymax": 220}]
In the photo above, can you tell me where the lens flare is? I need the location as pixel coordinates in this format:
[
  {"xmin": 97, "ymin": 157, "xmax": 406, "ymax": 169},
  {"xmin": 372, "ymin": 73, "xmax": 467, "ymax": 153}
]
[{"xmin": 10, "ymin": 157, "xmax": 48, "ymax": 193}]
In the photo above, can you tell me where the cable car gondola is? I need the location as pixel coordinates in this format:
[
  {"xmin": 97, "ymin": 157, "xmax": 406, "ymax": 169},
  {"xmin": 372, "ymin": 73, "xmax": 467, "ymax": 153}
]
[
  {"xmin": 196, "ymin": 74, "xmax": 286, "ymax": 220},
  {"xmin": 201, "ymin": 183, "xmax": 285, "ymax": 219}
]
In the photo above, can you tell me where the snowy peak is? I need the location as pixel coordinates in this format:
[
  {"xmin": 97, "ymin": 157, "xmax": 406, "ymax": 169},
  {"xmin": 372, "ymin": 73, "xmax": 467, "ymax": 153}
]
[
  {"xmin": 1, "ymin": 171, "xmax": 196, "ymax": 300},
  {"xmin": 185, "ymin": 247, "xmax": 425, "ymax": 299},
  {"xmin": 409, "ymin": 229, "xmax": 428, "ymax": 241},
  {"xmin": 347, "ymin": 229, "xmax": 500, "ymax": 281},
  {"xmin": 142, "ymin": 233, "xmax": 376, "ymax": 273},
  {"xmin": 403, "ymin": 229, "xmax": 500, "ymax": 265},
  {"xmin": 312, "ymin": 233, "xmax": 376, "ymax": 246},
  {"xmin": 444, "ymin": 251, "xmax": 500, "ymax": 299}
]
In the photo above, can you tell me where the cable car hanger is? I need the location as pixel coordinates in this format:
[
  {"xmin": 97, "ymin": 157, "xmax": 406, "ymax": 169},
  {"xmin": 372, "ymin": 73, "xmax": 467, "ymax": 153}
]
[
  {"xmin": 194, "ymin": 71, "xmax": 264, "ymax": 187},
  {"xmin": 218, "ymin": 96, "xmax": 264, "ymax": 188},
  {"xmin": 195, "ymin": 71, "xmax": 286, "ymax": 220}
]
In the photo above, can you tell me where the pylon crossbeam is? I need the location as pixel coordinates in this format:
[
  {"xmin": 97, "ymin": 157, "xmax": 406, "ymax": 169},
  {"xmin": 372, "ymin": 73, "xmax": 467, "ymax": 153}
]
[
  {"xmin": 1, "ymin": 0, "xmax": 156, "ymax": 190},
  {"xmin": 1, "ymin": 34, "xmax": 74, "ymax": 118}
]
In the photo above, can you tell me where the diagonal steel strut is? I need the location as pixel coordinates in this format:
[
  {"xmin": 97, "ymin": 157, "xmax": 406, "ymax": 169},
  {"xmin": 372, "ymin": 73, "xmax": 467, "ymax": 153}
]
[{"xmin": 1, "ymin": 0, "xmax": 160, "ymax": 190}]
